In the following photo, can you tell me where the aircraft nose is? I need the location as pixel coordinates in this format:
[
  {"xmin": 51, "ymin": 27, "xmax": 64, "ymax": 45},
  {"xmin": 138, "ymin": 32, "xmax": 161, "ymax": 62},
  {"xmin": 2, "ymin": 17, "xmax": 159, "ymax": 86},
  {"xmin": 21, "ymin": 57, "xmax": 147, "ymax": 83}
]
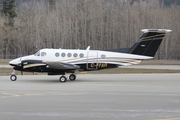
[
  {"xmin": 9, "ymin": 58, "xmax": 21, "ymax": 66},
  {"xmin": 9, "ymin": 60, "xmax": 16, "ymax": 66}
]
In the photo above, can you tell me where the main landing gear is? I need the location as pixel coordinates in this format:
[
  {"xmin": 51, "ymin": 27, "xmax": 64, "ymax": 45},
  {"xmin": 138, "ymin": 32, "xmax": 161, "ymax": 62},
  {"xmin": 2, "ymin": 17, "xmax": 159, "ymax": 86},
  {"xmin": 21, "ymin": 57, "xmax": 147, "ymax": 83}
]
[{"xmin": 59, "ymin": 74, "xmax": 76, "ymax": 83}]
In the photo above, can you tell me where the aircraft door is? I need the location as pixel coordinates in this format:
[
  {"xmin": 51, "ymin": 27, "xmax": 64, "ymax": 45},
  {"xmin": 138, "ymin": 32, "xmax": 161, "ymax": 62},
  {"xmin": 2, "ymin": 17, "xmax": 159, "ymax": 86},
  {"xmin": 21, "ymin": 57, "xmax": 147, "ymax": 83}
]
[{"xmin": 87, "ymin": 51, "xmax": 98, "ymax": 70}]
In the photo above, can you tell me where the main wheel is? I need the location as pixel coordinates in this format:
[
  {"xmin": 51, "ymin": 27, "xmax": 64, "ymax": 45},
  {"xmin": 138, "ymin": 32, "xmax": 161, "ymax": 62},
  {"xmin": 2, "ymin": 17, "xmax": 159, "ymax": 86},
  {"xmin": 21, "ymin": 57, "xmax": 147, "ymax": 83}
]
[
  {"xmin": 69, "ymin": 74, "xmax": 76, "ymax": 81},
  {"xmin": 59, "ymin": 76, "xmax": 67, "ymax": 83},
  {"xmin": 10, "ymin": 75, "xmax": 17, "ymax": 81}
]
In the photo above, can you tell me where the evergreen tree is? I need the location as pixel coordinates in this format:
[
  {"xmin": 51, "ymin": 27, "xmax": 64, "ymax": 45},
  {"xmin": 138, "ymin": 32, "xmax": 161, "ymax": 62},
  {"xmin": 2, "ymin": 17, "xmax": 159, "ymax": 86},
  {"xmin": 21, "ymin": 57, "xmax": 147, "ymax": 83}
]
[
  {"xmin": 1, "ymin": 0, "xmax": 17, "ymax": 27},
  {"xmin": 161, "ymin": 0, "xmax": 180, "ymax": 6},
  {"xmin": 1, "ymin": 0, "xmax": 9, "ymax": 16},
  {"xmin": 49, "ymin": 0, "xmax": 55, "ymax": 11}
]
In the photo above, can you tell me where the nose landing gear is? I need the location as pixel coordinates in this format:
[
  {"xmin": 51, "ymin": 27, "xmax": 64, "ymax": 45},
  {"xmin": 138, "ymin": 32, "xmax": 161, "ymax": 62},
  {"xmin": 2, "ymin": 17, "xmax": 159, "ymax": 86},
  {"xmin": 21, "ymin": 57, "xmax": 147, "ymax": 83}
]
[
  {"xmin": 10, "ymin": 70, "xmax": 17, "ymax": 81},
  {"xmin": 10, "ymin": 75, "xmax": 17, "ymax": 81}
]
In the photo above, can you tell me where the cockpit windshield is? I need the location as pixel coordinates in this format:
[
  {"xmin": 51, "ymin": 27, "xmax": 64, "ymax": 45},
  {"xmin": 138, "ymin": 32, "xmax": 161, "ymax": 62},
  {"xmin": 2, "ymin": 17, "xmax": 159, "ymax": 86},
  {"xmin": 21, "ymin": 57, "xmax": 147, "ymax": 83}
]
[{"xmin": 34, "ymin": 51, "xmax": 40, "ymax": 56}]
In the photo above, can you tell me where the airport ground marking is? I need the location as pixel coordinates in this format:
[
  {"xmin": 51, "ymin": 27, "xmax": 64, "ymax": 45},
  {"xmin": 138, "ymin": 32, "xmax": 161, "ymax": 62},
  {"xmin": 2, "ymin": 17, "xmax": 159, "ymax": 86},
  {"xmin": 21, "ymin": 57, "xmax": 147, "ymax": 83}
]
[
  {"xmin": 0, "ymin": 92, "xmax": 43, "ymax": 98},
  {"xmin": 154, "ymin": 118, "xmax": 180, "ymax": 120},
  {"xmin": 2, "ymin": 92, "xmax": 20, "ymax": 97}
]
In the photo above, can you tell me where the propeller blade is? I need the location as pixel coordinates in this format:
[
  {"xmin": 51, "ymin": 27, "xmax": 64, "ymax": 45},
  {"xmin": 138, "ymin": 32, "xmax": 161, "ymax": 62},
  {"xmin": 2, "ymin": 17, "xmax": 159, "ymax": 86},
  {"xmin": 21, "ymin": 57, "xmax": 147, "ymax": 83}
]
[{"xmin": 21, "ymin": 60, "xmax": 23, "ymax": 76}]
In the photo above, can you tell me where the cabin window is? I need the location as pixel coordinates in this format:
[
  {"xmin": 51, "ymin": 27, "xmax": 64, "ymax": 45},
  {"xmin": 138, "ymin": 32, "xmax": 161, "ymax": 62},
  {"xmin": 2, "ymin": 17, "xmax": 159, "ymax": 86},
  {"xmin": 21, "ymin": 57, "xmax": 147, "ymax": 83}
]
[
  {"xmin": 101, "ymin": 54, "xmax": 106, "ymax": 59},
  {"xmin": 67, "ymin": 53, "xmax": 72, "ymax": 57},
  {"xmin": 41, "ymin": 52, "xmax": 47, "ymax": 57},
  {"xmin": 79, "ymin": 53, "xmax": 84, "ymax": 58},
  {"xmin": 55, "ymin": 52, "xmax": 60, "ymax": 57},
  {"xmin": 73, "ymin": 53, "xmax": 78, "ymax": 58},
  {"xmin": 61, "ymin": 53, "xmax": 66, "ymax": 57},
  {"xmin": 34, "ymin": 51, "xmax": 40, "ymax": 56}
]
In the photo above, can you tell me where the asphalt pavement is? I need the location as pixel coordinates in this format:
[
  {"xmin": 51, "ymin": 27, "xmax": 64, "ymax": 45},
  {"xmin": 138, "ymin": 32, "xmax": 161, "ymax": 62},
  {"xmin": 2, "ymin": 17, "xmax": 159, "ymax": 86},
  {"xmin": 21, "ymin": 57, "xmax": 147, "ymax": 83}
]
[{"xmin": 0, "ymin": 74, "xmax": 180, "ymax": 120}]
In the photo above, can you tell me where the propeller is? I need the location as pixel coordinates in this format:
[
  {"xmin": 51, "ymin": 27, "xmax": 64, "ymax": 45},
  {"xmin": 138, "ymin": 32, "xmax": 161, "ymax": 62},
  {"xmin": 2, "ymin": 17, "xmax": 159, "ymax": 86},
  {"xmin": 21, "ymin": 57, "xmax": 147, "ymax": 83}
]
[{"xmin": 20, "ymin": 57, "xmax": 23, "ymax": 75}]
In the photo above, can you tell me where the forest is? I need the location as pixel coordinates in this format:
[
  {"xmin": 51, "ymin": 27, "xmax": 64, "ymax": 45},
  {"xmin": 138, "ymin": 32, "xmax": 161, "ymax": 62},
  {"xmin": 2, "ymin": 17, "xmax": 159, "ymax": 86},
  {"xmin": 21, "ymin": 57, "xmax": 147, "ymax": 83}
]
[{"xmin": 0, "ymin": 0, "xmax": 180, "ymax": 59}]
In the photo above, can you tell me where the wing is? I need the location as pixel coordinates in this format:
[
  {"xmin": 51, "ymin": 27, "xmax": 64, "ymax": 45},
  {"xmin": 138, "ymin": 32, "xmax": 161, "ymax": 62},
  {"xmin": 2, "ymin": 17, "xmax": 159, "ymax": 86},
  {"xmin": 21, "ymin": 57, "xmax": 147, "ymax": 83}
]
[
  {"xmin": 23, "ymin": 60, "xmax": 80, "ymax": 70},
  {"xmin": 44, "ymin": 61, "xmax": 80, "ymax": 70}
]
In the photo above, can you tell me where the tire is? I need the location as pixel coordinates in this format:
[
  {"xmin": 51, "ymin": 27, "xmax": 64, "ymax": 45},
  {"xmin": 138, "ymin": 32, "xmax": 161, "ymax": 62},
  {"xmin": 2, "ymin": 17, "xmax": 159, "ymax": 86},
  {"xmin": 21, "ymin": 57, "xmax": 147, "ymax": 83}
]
[
  {"xmin": 69, "ymin": 74, "xmax": 76, "ymax": 81},
  {"xmin": 59, "ymin": 76, "xmax": 67, "ymax": 83},
  {"xmin": 10, "ymin": 75, "xmax": 17, "ymax": 81}
]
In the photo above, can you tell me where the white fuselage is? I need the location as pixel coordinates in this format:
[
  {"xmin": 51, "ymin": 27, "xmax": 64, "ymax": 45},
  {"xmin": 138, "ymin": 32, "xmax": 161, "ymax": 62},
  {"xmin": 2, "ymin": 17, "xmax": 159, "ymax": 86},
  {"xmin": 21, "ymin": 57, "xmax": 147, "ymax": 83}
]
[{"xmin": 9, "ymin": 48, "xmax": 153, "ymax": 67}]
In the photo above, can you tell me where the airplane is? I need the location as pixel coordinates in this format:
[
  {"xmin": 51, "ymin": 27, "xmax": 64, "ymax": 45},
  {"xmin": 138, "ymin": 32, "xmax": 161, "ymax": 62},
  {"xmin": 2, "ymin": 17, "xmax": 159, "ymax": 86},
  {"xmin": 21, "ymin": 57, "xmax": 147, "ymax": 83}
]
[{"xmin": 9, "ymin": 29, "xmax": 172, "ymax": 82}]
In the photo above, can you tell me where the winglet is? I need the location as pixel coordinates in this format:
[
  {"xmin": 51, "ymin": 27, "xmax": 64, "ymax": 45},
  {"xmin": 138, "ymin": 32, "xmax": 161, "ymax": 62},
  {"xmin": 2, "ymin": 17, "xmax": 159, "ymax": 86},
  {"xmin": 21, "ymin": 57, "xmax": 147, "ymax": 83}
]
[{"xmin": 86, "ymin": 46, "xmax": 90, "ymax": 50}]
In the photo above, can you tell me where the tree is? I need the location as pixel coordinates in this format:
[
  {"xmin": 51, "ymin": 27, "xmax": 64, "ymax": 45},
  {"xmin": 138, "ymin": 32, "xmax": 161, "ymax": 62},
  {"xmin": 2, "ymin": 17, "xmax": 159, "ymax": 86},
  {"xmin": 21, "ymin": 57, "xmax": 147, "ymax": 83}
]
[
  {"xmin": 48, "ymin": 0, "xmax": 55, "ymax": 11},
  {"xmin": 0, "ymin": 0, "xmax": 17, "ymax": 58},
  {"xmin": 160, "ymin": 0, "xmax": 180, "ymax": 6},
  {"xmin": 0, "ymin": 0, "xmax": 180, "ymax": 59},
  {"xmin": 1, "ymin": 0, "xmax": 17, "ymax": 26}
]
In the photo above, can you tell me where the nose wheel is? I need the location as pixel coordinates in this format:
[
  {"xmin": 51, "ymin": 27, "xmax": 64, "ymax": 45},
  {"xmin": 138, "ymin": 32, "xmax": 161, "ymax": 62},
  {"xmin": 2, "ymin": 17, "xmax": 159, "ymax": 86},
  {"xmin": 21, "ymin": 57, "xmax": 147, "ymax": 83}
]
[
  {"xmin": 10, "ymin": 75, "xmax": 17, "ymax": 81},
  {"xmin": 10, "ymin": 70, "xmax": 17, "ymax": 81}
]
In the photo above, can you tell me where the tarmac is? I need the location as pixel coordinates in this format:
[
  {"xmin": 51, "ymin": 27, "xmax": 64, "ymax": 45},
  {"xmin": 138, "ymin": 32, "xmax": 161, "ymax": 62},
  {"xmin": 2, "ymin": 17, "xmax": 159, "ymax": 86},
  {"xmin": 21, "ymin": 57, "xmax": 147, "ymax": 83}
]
[{"xmin": 0, "ymin": 74, "xmax": 180, "ymax": 120}]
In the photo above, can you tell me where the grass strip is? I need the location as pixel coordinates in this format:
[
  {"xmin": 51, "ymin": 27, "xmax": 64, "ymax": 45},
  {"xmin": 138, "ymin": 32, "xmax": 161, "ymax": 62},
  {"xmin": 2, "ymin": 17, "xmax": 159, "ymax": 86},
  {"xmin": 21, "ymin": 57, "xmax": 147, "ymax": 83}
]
[{"xmin": 1, "ymin": 68, "xmax": 180, "ymax": 76}]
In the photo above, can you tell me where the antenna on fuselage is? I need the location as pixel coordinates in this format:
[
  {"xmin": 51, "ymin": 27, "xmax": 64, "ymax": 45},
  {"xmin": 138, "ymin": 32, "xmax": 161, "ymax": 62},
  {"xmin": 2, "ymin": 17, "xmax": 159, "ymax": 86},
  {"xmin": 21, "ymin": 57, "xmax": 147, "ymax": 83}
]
[{"xmin": 86, "ymin": 46, "xmax": 90, "ymax": 50}]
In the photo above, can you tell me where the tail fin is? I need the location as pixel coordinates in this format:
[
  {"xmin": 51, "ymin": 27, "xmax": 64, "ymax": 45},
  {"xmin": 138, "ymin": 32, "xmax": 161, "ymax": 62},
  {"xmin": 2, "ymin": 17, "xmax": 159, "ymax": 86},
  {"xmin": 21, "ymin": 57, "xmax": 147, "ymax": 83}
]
[{"xmin": 128, "ymin": 29, "xmax": 172, "ymax": 57}]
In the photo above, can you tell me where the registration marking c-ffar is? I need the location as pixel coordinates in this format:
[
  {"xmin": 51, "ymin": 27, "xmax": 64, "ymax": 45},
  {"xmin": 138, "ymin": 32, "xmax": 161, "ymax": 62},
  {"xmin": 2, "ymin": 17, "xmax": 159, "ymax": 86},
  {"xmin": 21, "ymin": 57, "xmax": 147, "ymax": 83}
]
[{"xmin": 90, "ymin": 63, "xmax": 107, "ymax": 68}]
